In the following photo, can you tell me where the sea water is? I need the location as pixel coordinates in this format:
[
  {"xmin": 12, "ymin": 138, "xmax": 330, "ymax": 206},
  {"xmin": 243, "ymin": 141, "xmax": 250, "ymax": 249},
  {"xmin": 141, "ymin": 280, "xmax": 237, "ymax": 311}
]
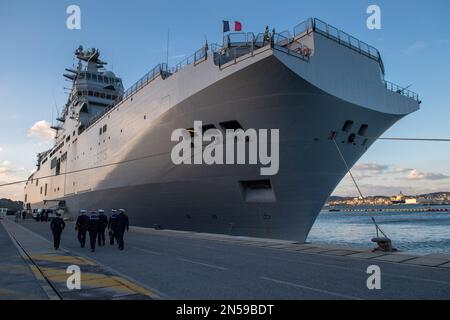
[{"xmin": 307, "ymin": 205, "xmax": 450, "ymax": 255}]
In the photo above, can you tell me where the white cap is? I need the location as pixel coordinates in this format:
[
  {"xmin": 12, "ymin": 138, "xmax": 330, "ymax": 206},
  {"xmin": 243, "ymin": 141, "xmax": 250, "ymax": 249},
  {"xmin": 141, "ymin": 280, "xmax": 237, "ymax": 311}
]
[
  {"xmin": 80, "ymin": 210, "xmax": 87, "ymax": 214},
  {"xmin": 119, "ymin": 209, "xmax": 125, "ymax": 213},
  {"xmin": 98, "ymin": 209, "xmax": 105, "ymax": 214},
  {"xmin": 111, "ymin": 209, "xmax": 117, "ymax": 213}
]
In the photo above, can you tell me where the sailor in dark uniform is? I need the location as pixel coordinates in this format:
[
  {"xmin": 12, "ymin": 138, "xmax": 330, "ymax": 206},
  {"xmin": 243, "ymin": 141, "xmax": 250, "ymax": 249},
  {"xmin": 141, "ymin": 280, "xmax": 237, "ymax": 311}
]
[
  {"xmin": 75, "ymin": 209, "xmax": 89, "ymax": 248},
  {"xmin": 88, "ymin": 211, "xmax": 100, "ymax": 252},
  {"xmin": 97, "ymin": 209, "xmax": 108, "ymax": 247},
  {"xmin": 50, "ymin": 213, "xmax": 65, "ymax": 250},
  {"xmin": 115, "ymin": 209, "xmax": 129, "ymax": 250},
  {"xmin": 108, "ymin": 209, "xmax": 118, "ymax": 245}
]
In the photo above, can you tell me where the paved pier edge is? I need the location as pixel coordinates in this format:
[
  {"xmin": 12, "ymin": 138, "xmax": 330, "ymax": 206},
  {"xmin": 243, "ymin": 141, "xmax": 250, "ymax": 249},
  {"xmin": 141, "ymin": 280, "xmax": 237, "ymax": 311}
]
[
  {"xmin": 2, "ymin": 218, "xmax": 450, "ymax": 300},
  {"xmin": 1, "ymin": 219, "xmax": 163, "ymax": 300},
  {"xmin": 130, "ymin": 226, "xmax": 450, "ymax": 269}
]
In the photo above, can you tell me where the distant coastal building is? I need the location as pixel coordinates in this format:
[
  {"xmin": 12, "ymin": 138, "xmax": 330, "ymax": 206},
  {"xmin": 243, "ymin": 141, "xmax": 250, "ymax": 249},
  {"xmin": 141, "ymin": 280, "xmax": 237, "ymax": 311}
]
[{"xmin": 391, "ymin": 192, "xmax": 406, "ymax": 204}]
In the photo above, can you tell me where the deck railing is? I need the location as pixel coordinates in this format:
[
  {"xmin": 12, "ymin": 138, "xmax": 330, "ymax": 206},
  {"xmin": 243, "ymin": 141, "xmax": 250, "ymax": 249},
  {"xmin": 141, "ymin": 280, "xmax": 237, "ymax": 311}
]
[
  {"xmin": 384, "ymin": 81, "xmax": 420, "ymax": 101},
  {"xmin": 82, "ymin": 17, "xmax": 420, "ymax": 132},
  {"xmin": 293, "ymin": 18, "xmax": 419, "ymax": 102},
  {"xmin": 83, "ymin": 63, "xmax": 168, "ymax": 131}
]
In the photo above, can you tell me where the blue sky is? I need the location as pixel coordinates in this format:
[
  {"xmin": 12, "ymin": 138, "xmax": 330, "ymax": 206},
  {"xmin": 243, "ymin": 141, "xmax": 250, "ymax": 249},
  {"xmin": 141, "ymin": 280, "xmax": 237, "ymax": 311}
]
[{"xmin": 0, "ymin": 0, "xmax": 449, "ymax": 199}]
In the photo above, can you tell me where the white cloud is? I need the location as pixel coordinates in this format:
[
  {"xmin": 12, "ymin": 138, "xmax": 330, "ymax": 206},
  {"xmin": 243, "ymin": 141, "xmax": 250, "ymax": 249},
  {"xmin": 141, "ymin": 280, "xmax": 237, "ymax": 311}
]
[
  {"xmin": 350, "ymin": 162, "xmax": 389, "ymax": 179},
  {"xmin": 1, "ymin": 160, "xmax": 10, "ymax": 166},
  {"xmin": 393, "ymin": 167, "xmax": 413, "ymax": 173},
  {"xmin": 0, "ymin": 165, "xmax": 30, "ymax": 200},
  {"xmin": 403, "ymin": 40, "xmax": 426, "ymax": 55},
  {"xmin": 27, "ymin": 120, "xmax": 55, "ymax": 142},
  {"xmin": 0, "ymin": 147, "xmax": 3, "ymax": 152},
  {"xmin": 353, "ymin": 162, "xmax": 389, "ymax": 172},
  {"xmin": 407, "ymin": 169, "xmax": 448, "ymax": 181}
]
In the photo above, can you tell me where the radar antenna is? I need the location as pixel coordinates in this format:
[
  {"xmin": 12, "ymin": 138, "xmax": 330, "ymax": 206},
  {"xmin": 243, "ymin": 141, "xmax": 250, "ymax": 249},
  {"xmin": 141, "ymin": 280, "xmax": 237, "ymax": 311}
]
[{"xmin": 75, "ymin": 45, "xmax": 107, "ymax": 66}]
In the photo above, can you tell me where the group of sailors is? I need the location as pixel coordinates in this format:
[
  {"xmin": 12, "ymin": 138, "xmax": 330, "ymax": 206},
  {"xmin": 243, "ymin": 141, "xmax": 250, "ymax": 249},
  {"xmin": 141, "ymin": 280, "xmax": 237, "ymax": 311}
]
[{"xmin": 49, "ymin": 209, "xmax": 129, "ymax": 252}]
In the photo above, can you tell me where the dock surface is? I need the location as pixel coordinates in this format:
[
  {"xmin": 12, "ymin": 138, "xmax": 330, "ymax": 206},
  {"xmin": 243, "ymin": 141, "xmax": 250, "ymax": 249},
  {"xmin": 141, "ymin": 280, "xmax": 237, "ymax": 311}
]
[{"xmin": 1, "ymin": 218, "xmax": 450, "ymax": 300}]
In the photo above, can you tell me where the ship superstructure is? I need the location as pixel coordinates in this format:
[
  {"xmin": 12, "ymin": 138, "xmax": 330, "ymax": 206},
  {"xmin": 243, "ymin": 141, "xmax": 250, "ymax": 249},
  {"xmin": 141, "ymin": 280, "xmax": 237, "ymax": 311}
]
[{"xmin": 24, "ymin": 18, "xmax": 420, "ymax": 241}]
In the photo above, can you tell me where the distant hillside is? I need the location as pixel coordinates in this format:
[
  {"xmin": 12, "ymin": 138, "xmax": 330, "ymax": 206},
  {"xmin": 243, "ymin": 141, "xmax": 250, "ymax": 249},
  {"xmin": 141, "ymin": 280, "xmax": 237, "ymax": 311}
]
[
  {"xmin": 417, "ymin": 192, "xmax": 450, "ymax": 198},
  {"xmin": 0, "ymin": 198, "xmax": 23, "ymax": 211},
  {"xmin": 329, "ymin": 192, "xmax": 450, "ymax": 201}
]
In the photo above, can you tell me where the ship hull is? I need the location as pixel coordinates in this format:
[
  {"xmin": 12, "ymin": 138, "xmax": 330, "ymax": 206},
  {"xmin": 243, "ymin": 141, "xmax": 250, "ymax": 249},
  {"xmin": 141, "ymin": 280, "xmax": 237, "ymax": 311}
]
[{"xmin": 27, "ymin": 55, "xmax": 402, "ymax": 242}]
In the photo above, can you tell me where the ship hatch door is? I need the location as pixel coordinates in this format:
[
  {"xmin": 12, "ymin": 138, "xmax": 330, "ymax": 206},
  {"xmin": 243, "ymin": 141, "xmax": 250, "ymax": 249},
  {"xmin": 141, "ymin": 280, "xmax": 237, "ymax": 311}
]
[{"xmin": 240, "ymin": 180, "xmax": 276, "ymax": 203}]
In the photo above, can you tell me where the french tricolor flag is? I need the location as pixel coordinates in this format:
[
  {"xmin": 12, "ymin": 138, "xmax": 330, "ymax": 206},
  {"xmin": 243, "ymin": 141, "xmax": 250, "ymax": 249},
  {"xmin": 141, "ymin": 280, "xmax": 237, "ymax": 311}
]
[{"xmin": 223, "ymin": 20, "xmax": 242, "ymax": 32}]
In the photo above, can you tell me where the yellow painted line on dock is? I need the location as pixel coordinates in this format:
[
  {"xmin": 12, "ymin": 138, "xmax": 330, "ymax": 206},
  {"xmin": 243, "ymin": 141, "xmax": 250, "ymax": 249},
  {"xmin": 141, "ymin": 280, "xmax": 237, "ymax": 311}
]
[
  {"xmin": 30, "ymin": 254, "xmax": 96, "ymax": 266},
  {"xmin": 34, "ymin": 265, "xmax": 156, "ymax": 298},
  {"xmin": 38, "ymin": 267, "xmax": 103, "ymax": 283},
  {"xmin": 98, "ymin": 285, "xmax": 136, "ymax": 295},
  {"xmin": 111, "ymin": 276, "xmax": 159, "ymax": 298},
  {"xmin": 81, "ymin": 277, "xmax": 124, "ymax": 289}
]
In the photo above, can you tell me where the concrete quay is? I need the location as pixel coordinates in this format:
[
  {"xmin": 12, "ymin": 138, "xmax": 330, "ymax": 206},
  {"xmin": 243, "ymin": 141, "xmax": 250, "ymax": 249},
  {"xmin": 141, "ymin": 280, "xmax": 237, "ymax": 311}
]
[{"xmin": 1, "ymin": 218, "xmax": 449, "ymax": 300}]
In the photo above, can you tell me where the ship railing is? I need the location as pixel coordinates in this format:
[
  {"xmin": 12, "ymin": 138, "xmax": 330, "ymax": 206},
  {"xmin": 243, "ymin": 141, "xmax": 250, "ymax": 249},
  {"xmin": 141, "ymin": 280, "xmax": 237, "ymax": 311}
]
[
  {"xmin": 293, "ymin": 18, "xmax": 385, "ymax": 74},
  {"xmin": 169, "ymin": 46, "xmax": 208, "ymax": 74},
  {"xmin": 293, "ymin": 18, "xmax": 419, "ymax": 102},
  {"xmin": 213, "ymin": 31, "xmax": 311, "ymax": 67},
  {"xmin": 293, "ymin": 18, "xmax": 314, "ymax": 38},
  {"xmin": 83, "ymin": 63, "xmax": 167, "ymax": 131},
  {"xmin": 312, "ymin": 18, "xmax": 381, "ymax": 62},
  {"xmin": 384, "ymin": 80, "xmax": 420, "ymax": 101},
  {"xmin": 122, "ymin": 63, "xmax": 168, "ymax": 101}
]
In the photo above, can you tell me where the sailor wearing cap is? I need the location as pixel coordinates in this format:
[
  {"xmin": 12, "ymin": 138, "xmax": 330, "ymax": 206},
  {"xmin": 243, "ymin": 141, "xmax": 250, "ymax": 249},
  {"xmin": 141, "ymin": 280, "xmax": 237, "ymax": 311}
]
[
  {"xmin": 50, "ymin": 212, "xmax": 66, "ymax": 250},
  {"xmin": 115, "ymin": 209, "xmax": 129, "ymax": 250},
  {"xmin": 108, "ymin": 209, "xmax": 118, "ymax": 245},
  {"xmin": 97, "ymin": 209, "xmax": 108, "ymax": 247},
  {"xmin": 75, "ymin": 209, "xmax": 89, "ymax": 248},
  {"xmin": 88, "ymin": 211, "xmax": 100, "ymax": 252}
]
